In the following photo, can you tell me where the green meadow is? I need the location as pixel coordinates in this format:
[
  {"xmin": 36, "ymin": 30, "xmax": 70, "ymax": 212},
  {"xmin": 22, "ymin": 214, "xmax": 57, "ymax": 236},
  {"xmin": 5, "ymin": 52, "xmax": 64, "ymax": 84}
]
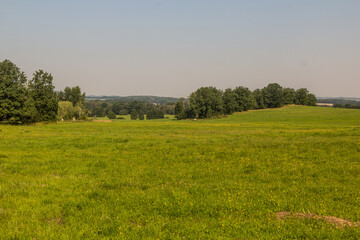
[{"xmin": 0, "ymin": 106, "xmax": 359, "ymax": 239}]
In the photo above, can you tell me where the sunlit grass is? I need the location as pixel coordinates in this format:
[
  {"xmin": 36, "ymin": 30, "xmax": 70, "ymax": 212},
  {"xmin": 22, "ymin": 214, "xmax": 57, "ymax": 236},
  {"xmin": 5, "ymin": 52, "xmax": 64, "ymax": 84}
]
[{"xmin": 0, "ymin": 106, "xmax": 359, "ymax": 239}]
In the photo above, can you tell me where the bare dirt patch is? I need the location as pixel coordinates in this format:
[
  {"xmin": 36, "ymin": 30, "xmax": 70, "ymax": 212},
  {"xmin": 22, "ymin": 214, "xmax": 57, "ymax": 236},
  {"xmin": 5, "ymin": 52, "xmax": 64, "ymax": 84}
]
[{"xmin": 276, "ymin": 211, "xmax": 360, "ymax": 228}]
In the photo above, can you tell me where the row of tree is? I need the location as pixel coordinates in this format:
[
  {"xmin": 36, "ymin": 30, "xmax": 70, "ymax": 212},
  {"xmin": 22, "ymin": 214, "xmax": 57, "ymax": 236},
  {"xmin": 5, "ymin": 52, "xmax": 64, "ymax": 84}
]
[
  {"xmin": 0, "ymin": 60, "xmax": 58, "ymax": 123},
  {"xmin": 86, "ymin": 100, "xmax": 171, "ymax": 120},
  {"xmin": 175, "ymin": 83, "xmax": 317, "ymax": 119},
  {"xmin": 0, "ymin": 60, "xmax": 88, "ymax": 123},
  {"xmin": 334, "ymin": 104, "xmax": 360, "ymax": 109}
]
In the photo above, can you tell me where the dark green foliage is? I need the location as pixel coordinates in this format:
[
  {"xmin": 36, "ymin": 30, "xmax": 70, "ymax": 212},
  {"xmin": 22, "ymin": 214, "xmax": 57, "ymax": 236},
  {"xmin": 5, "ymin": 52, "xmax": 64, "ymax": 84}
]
[
  {"xmin": 253, "ymin": 88, "xmax": 265, "ymax": 109},
  {"xmin": 86, "ymin": 99, "xmax": 174, "ymax": 118},
  {"xmin": 334, "ymin": 103, "xmax": 360, "ymax": 109},
  {"xmin": 262, "ymin": 83, "xmax": 285, "ymax": 108},
  {"xmin": 179, "ymin": 83, "xmax": 317, "ymax": 119},
  {"xmin": 0, "ymin": 60, "xmax": 28, "ymax": 123},
  {"xmin": 146, "ymin": 109, "xmax": 164, "ymax": 119},
  {"xmin": 189, "ymin": 87, "xmax": 223, "ymax": 118},
  {"xmin": 107, "ymin": 111, "xmax": 116, "ymax": 119},
  {"xmin": 175, "ymin": 98, "xmax": 186, "ymax": 119},
  {"xmin": 233, "ymin": 86, "xmax": 256, "ymax": 111},
  {"xmin": 160, "ymin": 102, "xmax": 176, "ymax": 115},
  {"xmin": 118, "ymin": 109, "xmax": 129, "ymax": 115},
  {"xmin": 283, "ymin": 88, "xmax": 296, "ymax": 105},
  {"xmin": 308, "ymin": 93, "xmax": 317, "ymax": 106},
  {"xmin": 130, "ymin": 109, "xmax": 138, "ymax": 120},
  {"xmin": 295, "ymin": 88, "xmax": 310, "ymax": 105},
  {"xmin": 28, "ymin": 70, "xmax": 58, "ymax": 122},
  {"xmin": 111, "ymin": 102, "xmax": 126, "ymax": 114},
  {"xmin": 138, "ymin": 111, "xmax": 145, "ymax": 120},
  {"xmin": 92, "ymin": 106, "xmax": 106, "ymax": 117},
  {"xmin": 222, "ymin": 88, "xmax": 238, "ymax": 114},
  {"xmin": 58, "ymin": 86, "xmax": 85, "ymax": 106}
]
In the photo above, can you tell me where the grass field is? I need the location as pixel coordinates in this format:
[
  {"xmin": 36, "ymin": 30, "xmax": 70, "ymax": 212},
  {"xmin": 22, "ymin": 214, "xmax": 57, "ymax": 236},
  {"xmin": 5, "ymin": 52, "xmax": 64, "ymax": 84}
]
[{"xmin": 0, "ymin": 106, "xmax": 359, "ymax": 239}]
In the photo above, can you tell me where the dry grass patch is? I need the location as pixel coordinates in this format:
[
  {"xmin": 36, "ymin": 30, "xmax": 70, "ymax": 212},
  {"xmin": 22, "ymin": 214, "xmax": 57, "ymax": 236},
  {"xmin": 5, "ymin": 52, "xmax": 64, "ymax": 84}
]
[{"xmin": 276, "ymin": 211, "xmax": 360, "ymax": 228}]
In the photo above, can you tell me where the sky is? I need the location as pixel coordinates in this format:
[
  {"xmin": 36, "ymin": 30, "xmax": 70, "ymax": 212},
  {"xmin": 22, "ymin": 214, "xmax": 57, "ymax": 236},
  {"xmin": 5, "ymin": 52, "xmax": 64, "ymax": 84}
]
[{"xmin": 1, "ymin": 0, "xmax": 359, "ymax": 98}]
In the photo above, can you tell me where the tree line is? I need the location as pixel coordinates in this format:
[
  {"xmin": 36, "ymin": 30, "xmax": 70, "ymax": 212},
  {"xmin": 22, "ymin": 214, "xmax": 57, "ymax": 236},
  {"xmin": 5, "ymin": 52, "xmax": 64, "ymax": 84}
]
[
  {"xmin": 1, "ymin": 60, "xmax": 317, "ymax": 123},
  {"xmin": 175, "ymin": 83, "xmax": 317, "ymax": 119},
  {"xmin": 317, "ymin": 98, "xmax": 360, "ymax": 110},
  {"xmin": 0, "ymin": 60, "xmax": 58, "ymax": 123},
  {"xmin": 0, "ymin": 60, "xmax": 88, "ymax": 123},
  {"xmin": 86, "ymin": 100, "xmax": 172, "ymax": 120}
]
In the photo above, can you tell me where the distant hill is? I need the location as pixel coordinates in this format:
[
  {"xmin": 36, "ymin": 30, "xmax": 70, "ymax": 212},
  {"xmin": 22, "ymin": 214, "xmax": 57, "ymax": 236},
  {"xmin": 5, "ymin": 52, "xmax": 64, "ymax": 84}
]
[{"xmin": 86, "ymin": 95, "xmax": 179, "ymax": 104}]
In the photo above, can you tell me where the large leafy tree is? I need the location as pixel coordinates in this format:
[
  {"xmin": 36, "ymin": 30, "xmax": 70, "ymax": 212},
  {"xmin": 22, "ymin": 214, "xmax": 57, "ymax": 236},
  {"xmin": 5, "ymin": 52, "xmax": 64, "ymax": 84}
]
[
  {"xmin": 175, "ymin": 98, "xmax": 186, "ymax": 119},
  {"xmin": 0, "ymin": 60, "xmax": 30, "ymax": 123},
  {"xmin": 28, "ymin": 70, "xmax": 58, "ymax": 121},
  {"xmin": 253, "ymin": 88, "xmax": 265, "ymax": 109},
  {"xmin": 295, "ymin": 88, "xmax": 310, "ymax": 105},
  {"xmin": 308, "ymin": 93, "xmax": 317, "ymax": 106},
  {"xmin": 283, "ymin": 88, "xmax": 296, "ymax": 105},
  {"xmin": 262, "ymin": 83, "xmax": 285, "ymax": 108},
  {"xmin": 233, "ymin": 86, "xmax": 256, "ymax": 111},
  {"xmin": 222, "ymin": 88, "xmax": 238, "ymax": 114},
  {"xmin": 189, "ymin": 87, "xmax": 223, "ymax": 119}
]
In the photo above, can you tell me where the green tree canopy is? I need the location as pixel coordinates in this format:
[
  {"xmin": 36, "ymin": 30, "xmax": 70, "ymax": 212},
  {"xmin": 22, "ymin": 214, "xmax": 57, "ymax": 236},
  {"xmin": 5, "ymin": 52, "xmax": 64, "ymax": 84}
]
[
  {"xmin": 0, "ymin": 60, "xmax": 28, "ymax": 123},
  {"xmin": 107, "ymin": 111, "xmax": 116, "ymax": 119},
  {"xmin": 295, "ymin": 88, "xmax": 310, "ymax": 105},
  {"xmin": 283, "ymin": 88, "xmax": 296, "ymax": 105},
  {"xmin": 222, "ymin": 88, "xmax": 238, "ymax": 114},
  {"xmin": 189, "ymin": 87, "xmax": 223, "ymax": 119},
  {"xmin": 28, "ymin": 70, "xmax": 58, "ymax": 122},
  {"xmin": 233, "ymin": 86, "xmax": 256, "ymax": 111},
  {"xmin": 262, "ymin": 83, "xmax": 285, "ymax": 108},
  {"xmin": 130, "ymin": 109, "xmax": 138, "ymax": 120},
  {"xmin": 253, "ymin": 88, "xmax": 265, "ymax": 109},
  {"xmin": 175, "ymin": 98, "xmax": 186, "ymax": 119}
]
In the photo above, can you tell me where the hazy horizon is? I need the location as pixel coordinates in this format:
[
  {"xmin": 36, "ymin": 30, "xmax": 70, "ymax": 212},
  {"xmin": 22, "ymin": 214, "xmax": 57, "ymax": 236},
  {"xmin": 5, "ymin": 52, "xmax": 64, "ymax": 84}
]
[{"xmin": 1, "ymin": 1, "xmax": 359, "ymax": 98}]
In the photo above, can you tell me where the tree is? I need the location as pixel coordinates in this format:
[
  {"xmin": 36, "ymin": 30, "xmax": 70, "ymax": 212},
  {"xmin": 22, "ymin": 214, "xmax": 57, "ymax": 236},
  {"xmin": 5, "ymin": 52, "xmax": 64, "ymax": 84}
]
[
  {"xmin": 253, "ymin": 88, "xmax": 265, "ymax": 109},
  {"xmin": 295, "ymin": 88, "xmax": 310, "ymax": 105},
  {"xmin": 28, "ymin": 70, "xmax": 58, "ymax": 121},
  {"xmin": 222, "ymin": 88, "xmax": 238, "ymax": 114},
  {"xmin": 283, "ymin": 88, "xmax": 296, "ymax": 105},
  {"xmin": 308, "ymin": 93, "xmax": 317, "ymax": 106},
  {"xmin": 58, "ymin": 101, "xmax": 74, "ymax": 120},
  {"xmin": 262, "ymin": 83, "xmax": 285, "ymax": 108},
  {"xmin": 0, "ymin": 60, "xmax": 29, "ymax": 123},
  {"xmin": 60, "ymin": 86, "xmax": 86, "ymax": 107},
  {"xmin": 130, "ymin": 109, "xmax": 138, "ymax": 120},
  {"xmin": 233, "ymin": 86, "xmax": 256, "ymax": 111},
  {"xmin": 107, "ymin": 111, "xmax": 116, "ymax": 119},
  {"xmin": 175, "ymin": 98, "xmax": 186, "ymax": 119},
  {"xmin": 189, "ymin": 87, "xmax": 223, "ymax": 118},
  {"xmin": 138, "ymin": 111, "xmax": 145, "ymax": 120},
  {"xmin": 146, "ymin": 109, "xmax": 164, "ymax": 119}
]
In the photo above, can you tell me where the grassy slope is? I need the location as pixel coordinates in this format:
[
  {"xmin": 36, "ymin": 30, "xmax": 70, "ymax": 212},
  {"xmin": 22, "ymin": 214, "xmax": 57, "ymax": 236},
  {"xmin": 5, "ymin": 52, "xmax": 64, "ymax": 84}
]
[{"xmin": 0, "ymin": 106, "xmax": 359, "ymax": 239}]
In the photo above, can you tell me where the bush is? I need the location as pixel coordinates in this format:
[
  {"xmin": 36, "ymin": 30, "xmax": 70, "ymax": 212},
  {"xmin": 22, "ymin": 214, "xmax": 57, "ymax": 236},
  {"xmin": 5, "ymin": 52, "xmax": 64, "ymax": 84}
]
[
  {"xmin": 116, "ymin": 116, "xmax": 125, "ymax": 119},
  {"xmin": 107, "ymin": 111, "xmax": 116, "ymax": 119}
]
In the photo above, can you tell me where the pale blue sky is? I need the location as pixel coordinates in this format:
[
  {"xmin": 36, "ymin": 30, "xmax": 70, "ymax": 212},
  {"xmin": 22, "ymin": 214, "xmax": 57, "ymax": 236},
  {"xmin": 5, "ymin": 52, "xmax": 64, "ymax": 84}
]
[{"xmin": 1, "ymin": 1, "xmax": 359, "ymax": 97}]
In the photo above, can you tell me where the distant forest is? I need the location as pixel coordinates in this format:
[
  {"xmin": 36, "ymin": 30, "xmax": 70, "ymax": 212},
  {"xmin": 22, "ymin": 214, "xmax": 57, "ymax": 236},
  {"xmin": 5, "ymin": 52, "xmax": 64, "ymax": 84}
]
[{"xmin": 317, "ymin": 98, "xmax": 360, "ymax": 109}]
